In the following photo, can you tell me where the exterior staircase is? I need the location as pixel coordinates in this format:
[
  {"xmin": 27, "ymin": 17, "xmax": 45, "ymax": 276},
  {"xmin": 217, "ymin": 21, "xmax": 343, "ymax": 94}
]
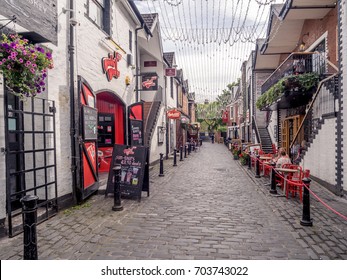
[
  {"xmin": 143, "ymin": 101, "xmax": 162, "ymax": 147},
  {"xmin": 258, "ymin": 126, "xmax": 273, "ymax": 154},
  {"xmin": 295, "ymin": 76, "xmax": 338, "ymax": 164}
]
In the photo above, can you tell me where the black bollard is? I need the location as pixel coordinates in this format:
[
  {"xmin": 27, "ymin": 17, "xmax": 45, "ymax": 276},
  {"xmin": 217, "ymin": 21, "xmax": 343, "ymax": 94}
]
[
  {"xmin": 173, "ymin": 148, "xmax": 177, "ymax": 166},
  {"xmin": 21, "ymin": 195, "xmax": 39, "ymax": 260},
  {"xmin": 199, "ymin": 139, "xmax": 202, "ymax": 146},
  {"xmin": 159, "ymin": 153, "xmax": 165, "ymax": 177},
  {"xmin": 300, "ymin": 178, "xmax": 313, "ymax": 226},
  {"xmin": 248, "ymin": 152, "xmax": 252, "ymax": 169},
  {"xmin": 194, "ymin": 143, "xmax": 197, "ymax": 152},
  {"xmin": 112, "ymin": 164, "xmax": 123, "ymax": 211},
  {"xmin": 255, "ymin": 155, "xmax": 261, "ymax": 178},
  {"xmin": 179, "ymin": 146, "xmax": 183, "ymax": 161},
  {"xmin": 269, "ymin": 163, "xmax": 277, "ymax": 194},
  {"xmin": 188, "ymin": 143, "xmax": 191, "ymax": 155},
  {"xmin": 184, "ymin": 145, "xmax": 187, "ymax": 158}
]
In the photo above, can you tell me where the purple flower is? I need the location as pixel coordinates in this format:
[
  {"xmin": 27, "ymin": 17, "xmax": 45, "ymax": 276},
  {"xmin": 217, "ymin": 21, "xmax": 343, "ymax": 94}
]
[
  {"xmin": 46, "ymin": 52, "xmax": 52, "ymax": 59},
  {"xmin": 19, "ymin": 58, "xmax": 23, "ymax": 63},
  {"xmin": 32, "ymin": 63, "xmax": 37, "ymax": 68},
  {"xmin": 2, "ymin": 59, "xmax": 6, "ymax": 62},
  {"xmin": 10, "ymin": 42, "xmax": 17, "ymax": 49},
  {"xmin": 11, "ymin": 52, "xmax": 17, "ymax": 57},
  {"xmin": 25, "ymin": 61, "xmax": 31, "ymax": 66},
  {"xmin": 36, "ymin": 46, "xmax": 45, "ymax": 53},
  {"xmin": 39, "ymin": 81, "xmax": 45, "ymax": 86},
  {"xmin": 7, "ymin": 65, "xmax": 11, "ymax": 69},
  {"xmin": 0, "ymin": 62, "xmax": 2, "ymax": 66},
  {"xmin": 2, "ymin": 43, "xmax": 10, "ymax": 49}
]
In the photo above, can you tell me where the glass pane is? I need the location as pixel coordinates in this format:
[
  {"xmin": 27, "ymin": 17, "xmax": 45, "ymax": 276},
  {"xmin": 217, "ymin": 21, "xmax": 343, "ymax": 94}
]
[{"xmin": 89, "ymin": 0, "xmax": 103, "ymax": 27}]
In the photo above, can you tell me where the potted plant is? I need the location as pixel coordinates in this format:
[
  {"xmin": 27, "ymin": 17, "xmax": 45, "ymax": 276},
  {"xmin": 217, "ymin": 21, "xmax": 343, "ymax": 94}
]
[
  {"xmin": 0, "ymin": 33, "xmax": 53, "ymax": 99},
  {"xmin": 239, "ymin": 151, "xmax": 250, "ymax": 165},
  {"xmin": 232, "ymin": 148, "xmax": 240, "ymax": 160}
]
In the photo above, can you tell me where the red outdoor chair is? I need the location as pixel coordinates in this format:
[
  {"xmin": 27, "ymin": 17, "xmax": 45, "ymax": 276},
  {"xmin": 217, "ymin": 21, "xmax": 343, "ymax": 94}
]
[{"xmin": 285, "ymin": 165, "xmax": 304, "ymax": 202}]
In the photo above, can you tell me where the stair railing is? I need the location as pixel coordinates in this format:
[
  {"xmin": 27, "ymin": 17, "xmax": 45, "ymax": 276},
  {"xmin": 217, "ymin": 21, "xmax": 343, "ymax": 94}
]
[
  {"xmin": 289, "ymin": 72, "xmax": 339, "ymax": 150},
  {"xmin": 144, "ymin": 87, "xmax": 163, "ymax": 146},
  {"xmin": 252, "ymin": 115, "xmax": 262, "ymax": 147}
]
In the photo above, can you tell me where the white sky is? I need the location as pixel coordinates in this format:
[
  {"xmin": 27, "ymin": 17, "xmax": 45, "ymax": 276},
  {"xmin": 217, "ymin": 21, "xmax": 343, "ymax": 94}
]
[{"xmin": 134, "ymin": 0, "xmax": 285, "ymax": 103}]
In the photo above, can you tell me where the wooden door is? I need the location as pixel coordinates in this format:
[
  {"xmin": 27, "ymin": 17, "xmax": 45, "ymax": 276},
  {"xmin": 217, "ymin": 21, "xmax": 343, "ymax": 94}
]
[
  {"xmin": 281, "ymin": 120, "xmax": 289, "ymax": 154},
  {"xmin": 282, "ymin": 114, "xmax": 304, "ymax": 155}
]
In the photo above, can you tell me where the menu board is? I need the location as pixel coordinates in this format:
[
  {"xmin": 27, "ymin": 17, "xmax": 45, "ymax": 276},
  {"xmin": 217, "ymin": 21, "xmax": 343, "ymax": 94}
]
[
  {"xmin": 82, "ymin": 106, "xmax": 98, "ymax": 140},
  {"xmin": 105, "ymin": 145, "xmax": 148, "ymax": 200},
  {"xmin": 129, "ymin": 120, "xmax": 143, "ymax": 146}
]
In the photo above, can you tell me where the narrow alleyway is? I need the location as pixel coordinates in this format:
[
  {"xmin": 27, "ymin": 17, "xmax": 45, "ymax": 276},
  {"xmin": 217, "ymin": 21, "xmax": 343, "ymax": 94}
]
[{"xmin": 0, "ymin": 142, "xmax": 346, "ymax": 260}]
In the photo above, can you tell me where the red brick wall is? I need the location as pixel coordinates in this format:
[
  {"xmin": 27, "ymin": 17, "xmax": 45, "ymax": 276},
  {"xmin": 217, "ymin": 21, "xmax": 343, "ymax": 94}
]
[{"xmin": 296, "ymin": 7, "xmax": 338, "ymax": 67}]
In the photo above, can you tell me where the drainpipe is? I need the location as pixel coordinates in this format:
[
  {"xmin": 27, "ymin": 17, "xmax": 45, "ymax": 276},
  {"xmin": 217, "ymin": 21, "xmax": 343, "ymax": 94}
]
[
  {"xmin": 135, "ymin": 24, "xmax": 144, "ymax": 102},
  {"xmin": 69, "ymin": 0, "xmax": 77, "ymax": 202}
]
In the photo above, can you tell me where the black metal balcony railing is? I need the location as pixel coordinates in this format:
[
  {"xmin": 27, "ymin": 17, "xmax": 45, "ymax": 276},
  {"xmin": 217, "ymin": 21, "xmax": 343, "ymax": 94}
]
[{"xmin": 261, "ymin": 52, "xmax": 327, "ymax": 94}]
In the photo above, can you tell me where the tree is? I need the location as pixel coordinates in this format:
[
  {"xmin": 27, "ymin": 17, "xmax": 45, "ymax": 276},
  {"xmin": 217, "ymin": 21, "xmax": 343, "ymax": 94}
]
[{"xmin": 196, "ymin": 81, "xmax": 239, "ymax": 133}]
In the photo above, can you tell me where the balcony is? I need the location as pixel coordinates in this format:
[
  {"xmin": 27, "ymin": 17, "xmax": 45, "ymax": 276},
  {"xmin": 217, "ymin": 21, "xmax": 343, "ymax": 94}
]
[
  {"xmin": 257, "ymin": 52, "xmax": 336, "ymax": 111},
  {"xmin": 261, "ymin": 52, "xmax": 326, "ymax": 94}
]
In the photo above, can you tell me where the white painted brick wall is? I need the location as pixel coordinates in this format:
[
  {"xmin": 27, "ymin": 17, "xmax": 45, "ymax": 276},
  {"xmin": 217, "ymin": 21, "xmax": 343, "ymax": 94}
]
[
  {"xmin": 301, "ymin": 118, "xmax": 336, "ymax": 185},
  {"xmin": 41, "ymin": 0, "xmax": 139, "ymax": 198},
  {"xmin": 149, "ymin": 106, "xmax": 167, "ymax": 163},
  {"xmin": 267, "ymin": 110, "xmax": 279, "ymax": 147},
  {"xmin": 255, "ymin": 72, "xmax": 271, "ymax": 127}
]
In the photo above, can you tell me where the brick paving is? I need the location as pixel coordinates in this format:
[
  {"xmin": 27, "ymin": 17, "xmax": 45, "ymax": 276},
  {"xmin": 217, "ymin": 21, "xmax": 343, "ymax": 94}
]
[{"xmin": 0, "ymin": 142, "xmax": 346, "ymax": 259}]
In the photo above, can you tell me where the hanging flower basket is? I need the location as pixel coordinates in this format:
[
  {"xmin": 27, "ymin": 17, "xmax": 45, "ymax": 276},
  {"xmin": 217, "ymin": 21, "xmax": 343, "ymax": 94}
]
[{"xmin": 0, "ymin": 34, "xmax": 53, "ymax": 99}]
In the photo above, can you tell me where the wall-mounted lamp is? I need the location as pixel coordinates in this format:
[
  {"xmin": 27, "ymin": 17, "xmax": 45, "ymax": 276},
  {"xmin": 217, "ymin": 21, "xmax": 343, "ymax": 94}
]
[
  {"xmin": 299, "ymin": 32, "xmax": 309, "ymax": 52},
  {"xmin": 125, "ymin": 76, "xmax": 131, "ymax": 86}
]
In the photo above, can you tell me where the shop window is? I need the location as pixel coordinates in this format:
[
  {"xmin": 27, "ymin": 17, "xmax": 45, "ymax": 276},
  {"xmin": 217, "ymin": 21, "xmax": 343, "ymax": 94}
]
[{"xmin": 86, "ymin": 0, "xmax": 111, "ymax": 34}]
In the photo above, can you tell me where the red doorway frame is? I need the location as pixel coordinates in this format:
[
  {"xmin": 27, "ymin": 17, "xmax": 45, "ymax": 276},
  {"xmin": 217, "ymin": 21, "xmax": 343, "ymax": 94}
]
[{"xmin": 96, "ymin": 91, "xmax": 126, "ymax": 172}]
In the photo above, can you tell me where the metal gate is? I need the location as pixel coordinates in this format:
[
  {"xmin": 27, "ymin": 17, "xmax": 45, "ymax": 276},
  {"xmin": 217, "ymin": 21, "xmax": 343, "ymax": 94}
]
[{"xmin": 4, "ymin": 93, "xmax": 58, "ymax": 237}]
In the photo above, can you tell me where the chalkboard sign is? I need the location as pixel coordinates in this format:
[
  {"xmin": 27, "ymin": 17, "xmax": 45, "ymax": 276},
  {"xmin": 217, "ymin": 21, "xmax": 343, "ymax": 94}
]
[
  {"xmin": 105, "ymin": 145, "xmax": 148, "ymax": 200},
  {"xmin": 82, "ymin": 105, "xmax": 98, "ymax": 140},
  {"xmin": 129, "ymin": 120, "xmax": 143, "ymax": 146}
]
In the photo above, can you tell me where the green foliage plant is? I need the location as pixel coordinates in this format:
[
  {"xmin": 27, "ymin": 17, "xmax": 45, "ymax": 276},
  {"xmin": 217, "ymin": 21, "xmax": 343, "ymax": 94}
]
[{"xmin": 256, "ymin": 72, "xmax": 319, "ymax": 110}]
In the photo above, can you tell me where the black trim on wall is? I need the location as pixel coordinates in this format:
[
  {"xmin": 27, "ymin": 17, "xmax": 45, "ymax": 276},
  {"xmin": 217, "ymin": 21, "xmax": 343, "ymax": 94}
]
[{"xmin": 336, "ymin": 0, "xmax": 343, "ymax": 196}]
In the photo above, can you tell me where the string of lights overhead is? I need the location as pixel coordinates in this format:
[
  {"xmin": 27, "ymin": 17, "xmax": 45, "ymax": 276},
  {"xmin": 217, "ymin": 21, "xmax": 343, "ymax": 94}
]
[{"xmin": 136, "ymin": 0, "xmax": 284, "ymax": 103}]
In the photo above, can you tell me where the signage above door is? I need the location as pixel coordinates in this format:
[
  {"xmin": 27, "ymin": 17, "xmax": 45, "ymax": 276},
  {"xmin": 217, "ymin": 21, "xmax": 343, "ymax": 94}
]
[{"xmin": 102, "ymin": 51, "xmax": 122, "ymax": 81}]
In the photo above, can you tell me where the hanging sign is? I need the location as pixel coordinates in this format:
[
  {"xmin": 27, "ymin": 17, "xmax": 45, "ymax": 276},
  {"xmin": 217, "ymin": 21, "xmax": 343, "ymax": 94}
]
[
  {"xmin": 167, "ymin": 109, "xmax": 181, "ymax": 119},
  {"xmin": 165, "ymin": 68, "xmax": 177, "ymax": 77},
  {"xmin": 141, "ymin": 73, "xmax": 158, "ymax": 91},
  {"xmin": 144, "ymin": 61, "xmax": 157, "ymax": 67},
  {"xmin": 102, "ymin": 51, "xmax": 122, "ymax": 81}
]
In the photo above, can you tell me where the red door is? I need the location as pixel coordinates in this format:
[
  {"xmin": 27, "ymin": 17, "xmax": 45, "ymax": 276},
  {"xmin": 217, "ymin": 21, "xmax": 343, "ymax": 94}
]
[
  {"xmin": 128, "ymin": 102, "xmax": 144, "ymax": 146},
  {"xmin": 76, "ymin": 76, "xmax": 99, "ymax": 201}
]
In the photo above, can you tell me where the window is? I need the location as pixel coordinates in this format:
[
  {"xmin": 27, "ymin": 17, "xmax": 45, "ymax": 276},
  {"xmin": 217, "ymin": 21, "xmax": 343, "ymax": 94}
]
[
  {"xmin": 312, "ymin": 40, "xmax": 326, "ymax": 74},
  {"xmin": 129, "ymin": 30, "xmax": 133, "ymax": 52},
  {"xmin": 87, "ymin": 0, "xmax": 110, "ymax": 34},
  {"xmin": 88, "ymin": 0, "xmax": 104, "ymax": 28}
]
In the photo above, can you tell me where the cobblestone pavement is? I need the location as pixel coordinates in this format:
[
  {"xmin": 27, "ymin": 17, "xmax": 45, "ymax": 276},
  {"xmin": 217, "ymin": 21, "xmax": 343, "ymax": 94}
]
[{"xmin": 0, "ymin": 142, "xmax": 347, "ymax": 260}]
